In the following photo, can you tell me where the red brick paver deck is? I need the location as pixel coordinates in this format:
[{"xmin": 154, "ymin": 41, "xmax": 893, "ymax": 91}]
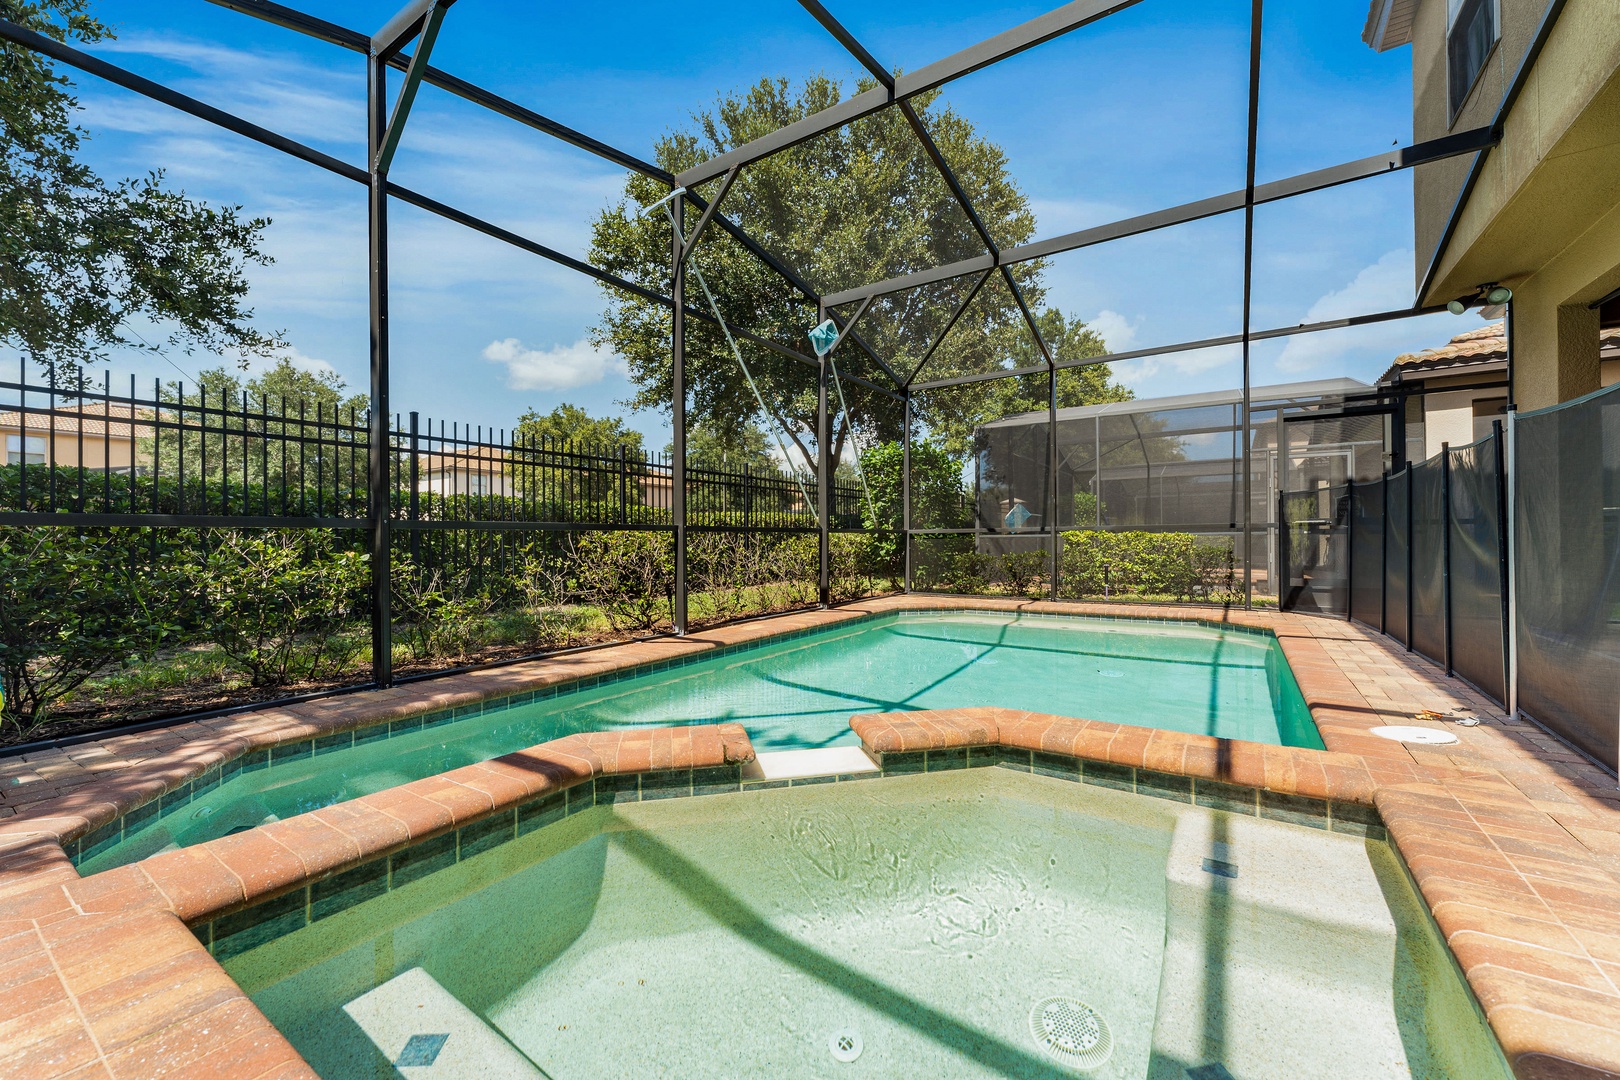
[{"xmin": 0, "ymin": 596, "xmax": 1614, "ymax": 1078}]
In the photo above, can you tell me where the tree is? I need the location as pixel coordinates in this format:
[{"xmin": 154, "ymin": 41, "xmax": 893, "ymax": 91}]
[
  {"xmin": 589, "ymin": 74, "xmax": 1130, "ymax": 472},
  {"xmin": 152, "ymin": 359, "xmax": 368, "ymax": 502},
  {"xmin": 1, "ymin": 1, "xmax": 282, "ymax": 381},
  {"xmin": 674, "ymin": 419, "xmax": 776, "ymax": 473},
  {"xmin": 513, "ymin": 403, "xmax": 643, "ymax": 452}
]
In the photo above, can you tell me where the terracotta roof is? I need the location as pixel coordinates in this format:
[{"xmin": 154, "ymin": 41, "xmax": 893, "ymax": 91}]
[
  {"xmin": 1380, "ymin": 321, "xmax": 1620, "ymax": 384},
  {"xmin": 0, "ymin": 404, "xmax": 152, "ymax": 440}
]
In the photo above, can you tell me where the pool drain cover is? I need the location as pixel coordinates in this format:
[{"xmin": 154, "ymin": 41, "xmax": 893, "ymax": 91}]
[
  {"xmin": 1029, "ymin": 997, "xmax": 1112, "ymax": 1070},
  {"xmin": 828, "ymin": 1027, "xmax": 862, "ymax": 1063}
]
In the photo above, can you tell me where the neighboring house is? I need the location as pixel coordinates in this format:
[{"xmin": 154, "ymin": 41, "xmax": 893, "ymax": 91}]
[
  {"xmin": 1376, "ymin": 320, "xmax": 1620, "ymax": 461},
  {"xmin": 413, "ymin": 448, "xmax": 512, "ymax": 497},
  {"xmin": 1363, "ymin": 0, "xmax": 1620, "ymax": 410},
  {"xmin": 0, "ymin": 404, "xmax": 148, "ymax": 471}
]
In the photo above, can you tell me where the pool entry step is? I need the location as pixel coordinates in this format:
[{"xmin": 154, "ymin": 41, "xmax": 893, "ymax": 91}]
[
  {"xmin": 344, "ymin": 967, "xmax": 543, "ymax": 1078},
  {"xmin": 741, "ymin": 745, "xmax": 881, "ymax": 783}
]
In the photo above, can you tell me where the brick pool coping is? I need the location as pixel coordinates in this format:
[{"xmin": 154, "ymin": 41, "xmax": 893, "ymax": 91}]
[{"xmin": 0, "ymin": 595, "xmax": 1616, "ymax": 1078}]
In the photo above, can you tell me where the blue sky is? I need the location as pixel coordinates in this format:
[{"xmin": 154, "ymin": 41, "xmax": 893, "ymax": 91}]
[{"xmin": 18, "ymin": 0, "xmax": 1485, "ymax": 444}]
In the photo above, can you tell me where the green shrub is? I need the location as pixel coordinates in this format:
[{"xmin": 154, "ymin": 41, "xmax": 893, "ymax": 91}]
[
  {"xmin": 572, "ymin": 531, "xmax": 674, "ymax": 632},
  {"xmin": 391, "ymin": 559, "xmax": 496, "ymax": 661},
  {"xmin": 990, "ymin": 549, "xmax": 1048, "ymax": 597},
  {"xmin": 1058, "ymin": 530, "xmax": 1236, "ymax": 601},
  {"xmin": 184, "ymin": 531, "xmax": 370, "ymax": 686},
  {"xmin": 0, "ymin": 528, "xmax": 179, "ymax": 731}
]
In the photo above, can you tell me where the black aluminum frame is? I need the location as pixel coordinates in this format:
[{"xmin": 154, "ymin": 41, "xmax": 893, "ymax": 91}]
[{"xmin": 0, "ymin": 0, "xmax": 1511, "ymax": 687}]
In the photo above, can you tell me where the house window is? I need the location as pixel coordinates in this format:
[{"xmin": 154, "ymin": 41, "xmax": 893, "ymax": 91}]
[
  {"xmin": 5, "ymin": 435, "xmax": 46, "ymax": 466},
  {"xmin": 1448, "ymin": 0, "xmax": 1498, "ymax": 118}
]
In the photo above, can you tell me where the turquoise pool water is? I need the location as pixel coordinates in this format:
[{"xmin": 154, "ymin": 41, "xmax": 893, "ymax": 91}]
[
  {"xmin": 224, "ymin": 770, "xmax": 1510, "ymax": 1079},
  {"xmin": 79, "ymin": 612, "xmax": 1319, "ymax": 872}
]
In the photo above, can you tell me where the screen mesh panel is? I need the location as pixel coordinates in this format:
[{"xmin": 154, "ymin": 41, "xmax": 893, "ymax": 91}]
[
  {"xmin": 1350, "ymin": 477, "xmax": 1385, "ymax": 629},
  {"xmin": 1384, "ymin": 467, "xmax": 1410, "ymax": 647},
  {"xmin": 1447, "ymin": 436, "xmax": 1505, "ymax": 704},
  {"xmin": 1409, "ymin": 457, "xmax": 1446, "ymax": 664},
  {"xmin": 1515, "ymin": 387, "xmax": 1620, "ymax": 770}
]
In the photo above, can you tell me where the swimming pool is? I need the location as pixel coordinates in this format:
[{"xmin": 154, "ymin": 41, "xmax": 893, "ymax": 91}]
[
  {"xmin": 222, "ymin": 768, "xmax": 1509, "ymax": 1079},
  {"xmin": 78, "ymin": 611, "xmax": 1319, "ymax": 872}
]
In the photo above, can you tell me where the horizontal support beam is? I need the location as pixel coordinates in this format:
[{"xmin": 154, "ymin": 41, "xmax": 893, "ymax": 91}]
[
  {"xmin": 0, "ymin": 18, "xmax": 368, "ymax": 184},
  {"xmin": 203, "ymin": 0, "xmax": 369, "ymax": 49},
  {"xmin": 913, "ymin": 305, "xmax": 1449, "ymax": 391},
  {"xmin": 823, "ymin": 127, "xmax": 1496, "ymax": 309},
  {"xmin": 0, "ymin": 513, "xmax": 363, "ymax": 529},
  {"xmin": 677, "ymin": 0, "xmax": 1144, "ymax": 187}
]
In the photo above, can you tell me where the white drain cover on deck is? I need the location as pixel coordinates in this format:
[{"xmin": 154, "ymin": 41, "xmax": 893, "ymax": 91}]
[
  {"xmin": 344, "ymin": 967, "xmax": 542, "ymax": 1078},
  {"xmin": 1029, "ymin": 996, "xmax": 1112, "ymax": 1070},
  {"xmin": 1368, "ymin": 725, "xmax": 1459, "ymax": 746}
]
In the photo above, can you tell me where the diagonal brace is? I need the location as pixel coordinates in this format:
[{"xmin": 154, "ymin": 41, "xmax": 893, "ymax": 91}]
[{"xmin": 374, "ymin": 0, "xmax": 452, "ymax": 173}]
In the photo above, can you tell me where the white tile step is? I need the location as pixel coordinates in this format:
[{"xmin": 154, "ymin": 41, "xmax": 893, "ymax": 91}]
[
  {"xmin": 344, "ymin": 966, "xmax": 543, "ymax": 1079},
  {"xmin": 741, "ymin": 745, "xmax": 880, "ymax": 782}
]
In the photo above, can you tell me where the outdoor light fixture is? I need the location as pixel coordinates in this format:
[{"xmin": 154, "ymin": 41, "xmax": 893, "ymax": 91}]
[{"xmin": 1447, "ymin": 283, "xmax": 1513, "ymax": 316}]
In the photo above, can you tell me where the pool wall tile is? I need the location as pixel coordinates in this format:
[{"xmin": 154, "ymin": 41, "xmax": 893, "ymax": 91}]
[
  {"xmin": 313, "ymin": 732, "xmax": 352, "ymax": 757},
  {"xmin": 310, "ymin": 859, "xmax": 388, "ymax": 921},
  {"xmin": 640, "ymin": 769, "xmax": 693, "ymax": 801},
  {"xmin": 1082, "ymin": 761, "xmax": 1135, "ymax": 792},
  {"xmin": 212, "ymin": 888, "xmax": 308, "ymax": 961},
  {"xmin": 518, "ymin": 792, "xmax": 566, "ymax": 835},
  {"xmin": 1195, "ymin": 779, "xmax": 1261, "ymax": 815},
  {"xmin": 271, "ymin": 741, "xmax": 312, "ymax": 765},
  {"xmin": 879, "ymin": 751, "xmax": 926, "ymax": 776},
  {"xmin": 1137, "ymin": 770, "xmax": 1193, "ymax": 803},
  {"xmin": 458, "ymin": 810, "xmax": 516, "ymax": 858},
  {"xmin": 692, "ymin": 766, "xmax": 741, "ymax": 797},
  {"xmin": 927, "ymin": 747, "xmax": 968, "ymax": 772},
  {"xmin": 594, "ymin": 774, "xmax": 640, "ymax": 805},
  {"xmin": 565, "ymin": 781, "xmax": 596, "ymax": 815},
  {"xmin": 1330, "ymin": 801, "xmax": 1387, "ymax": 840},
  {"xmin": 1261, "ymin": 791, "xmax": 1330, "ymax": 829},
  {"xmin": 389, "ymin": 832, "xmax": 456, "ymax": 887},
  {"xmin": 1032, "ymin": 751, "xmax": 1082, "ymax": 782}
]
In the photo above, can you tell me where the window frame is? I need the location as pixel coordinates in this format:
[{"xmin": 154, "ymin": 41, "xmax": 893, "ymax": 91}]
[
  {"xmin": 1447, "ymin": 0, "xmax": 1501, "ymax": 125},
  {"xmin": 5, "ymin": 434, "xmax": 47, "ymax": 466}
]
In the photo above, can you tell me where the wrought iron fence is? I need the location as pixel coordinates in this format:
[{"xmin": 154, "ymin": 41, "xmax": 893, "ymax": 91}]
[{"xmin": 0, "ymin": 362, "xmax": 860, "ymax": 532}]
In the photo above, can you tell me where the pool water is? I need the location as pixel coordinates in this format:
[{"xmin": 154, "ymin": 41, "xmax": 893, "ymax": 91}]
[
  {"xmin": 225, "ymin": 769, "xmax": 1510, "ymax": 1079},
  {"xmin": 81, "ymin": 612, "xmax": 1319, "ymax": 872}
]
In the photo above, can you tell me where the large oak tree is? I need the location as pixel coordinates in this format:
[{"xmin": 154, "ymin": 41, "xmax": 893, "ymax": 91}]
[{"xmin": 588, "ymin": 75, "xmax": 1130, "ymax": 471}]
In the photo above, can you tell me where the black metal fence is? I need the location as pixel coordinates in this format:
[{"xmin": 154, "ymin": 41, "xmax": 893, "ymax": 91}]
[
  {"xmin": 1288, "ymin": 426, "xmax": 1509, "ymax": 708},
  {"xmin": 0, "ymin": 363, "xmax": 861, "ymax": 532}
]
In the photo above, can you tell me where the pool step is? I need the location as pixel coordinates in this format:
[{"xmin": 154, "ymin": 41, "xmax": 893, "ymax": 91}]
[
  {"xmin": 344, "ymin": 966, "xmax": 543, "ymax": 1078},
  {"xmin": 741, "ymin": 745, "xmax": 881, "ymax": 783}
]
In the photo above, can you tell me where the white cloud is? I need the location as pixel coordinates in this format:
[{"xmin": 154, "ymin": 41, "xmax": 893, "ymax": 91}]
[
  {"xmin": 482, "ymin": 338, "xmax": 626, "ymax": 391},
  {"xmin": 1276, "ymin": 250, "xmax": 1415, "ymax": 372},
  {"xmin": 1087, "ymin": 309, "xmax": 1139, "ymax": 353},
  {"xmin": 1113, "ymin": 343, "xmax": 1240, "ymax": 384}
]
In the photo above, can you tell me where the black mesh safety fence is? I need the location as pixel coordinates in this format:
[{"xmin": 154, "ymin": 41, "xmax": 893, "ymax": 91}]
[
  {"xmin": 1447, "ymin": 434, "xmax": 1505, "ymax": 704},
  {"xmin": 1409, "ymin": 457, "xmax": 1446, "ymax": 663},
  {"xmin": 1384, "ymin": 467, "xmax": 1411, "ymax": 648},
  {"xmin": 1515, "ymin": 385, "xmax": 1620, "ymax": 770},
  {"xmin": 1279, "ymin": 484, "xmax": 1349, "ymax": 615},
  {"xmin": 1349, "ymin": 477, "xmax": 1385, "ymax": 629}
]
